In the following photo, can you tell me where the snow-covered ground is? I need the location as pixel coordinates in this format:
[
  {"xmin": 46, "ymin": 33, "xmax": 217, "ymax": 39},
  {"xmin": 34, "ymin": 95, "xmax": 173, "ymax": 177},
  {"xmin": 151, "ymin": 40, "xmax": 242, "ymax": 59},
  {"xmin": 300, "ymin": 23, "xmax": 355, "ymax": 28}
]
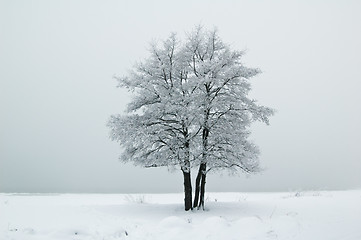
[{"xmin": 1, "ymin": 190, "xmax": 360, "ymax": 240}]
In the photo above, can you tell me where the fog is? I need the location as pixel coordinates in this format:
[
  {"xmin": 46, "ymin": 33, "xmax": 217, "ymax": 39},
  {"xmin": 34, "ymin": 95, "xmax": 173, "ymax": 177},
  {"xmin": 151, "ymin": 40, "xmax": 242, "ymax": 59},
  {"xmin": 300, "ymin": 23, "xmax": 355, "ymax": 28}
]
[{"xmin": 1, "ymin": 0, "xmax": 360, "ymax": 193}]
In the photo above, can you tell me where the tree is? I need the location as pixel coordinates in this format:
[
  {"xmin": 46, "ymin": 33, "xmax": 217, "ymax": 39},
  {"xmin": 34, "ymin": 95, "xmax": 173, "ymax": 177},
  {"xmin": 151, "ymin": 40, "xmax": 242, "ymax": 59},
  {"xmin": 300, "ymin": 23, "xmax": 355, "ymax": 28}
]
[
  {"xmin": 108, "ymin": 27, "xmax": 274, "ymax": 211},
  {"xmin": 108, "ymin": 34, "xmax": 199, "ymax": 211},
  {"xmin": 184, "ymin": 27, "xmax": 274, "ymax": 210}
]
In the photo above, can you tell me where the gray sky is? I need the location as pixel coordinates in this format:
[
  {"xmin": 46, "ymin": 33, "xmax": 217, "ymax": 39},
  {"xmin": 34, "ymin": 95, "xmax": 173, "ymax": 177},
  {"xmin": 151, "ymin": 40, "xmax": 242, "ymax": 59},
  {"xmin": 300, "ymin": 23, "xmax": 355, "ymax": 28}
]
[{"xmin": 1, "ymin": 0, "xmax": 360, "ymax": 193}]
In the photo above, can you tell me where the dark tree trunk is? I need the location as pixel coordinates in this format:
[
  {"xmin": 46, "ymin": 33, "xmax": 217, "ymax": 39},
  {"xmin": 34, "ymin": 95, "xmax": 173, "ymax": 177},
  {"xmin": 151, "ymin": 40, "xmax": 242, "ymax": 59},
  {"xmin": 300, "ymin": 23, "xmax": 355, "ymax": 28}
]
[
  {"xmin": 182, "ymin": 170, "xmax": 193, "ymax": 211},
  {"xmin": 182, "ymin": 139, "xmax": 193, "ymax": 211},
  {"xmin": 193, "ymin": 162, "xmax": 207, "ymax": 209},
  {"xmin": 199, "ymin": 171, "xmax": 206, "ymax": 210},
  {"xmin": 193, "ymin": 164, "xmax": 203, "ymax": 208}
]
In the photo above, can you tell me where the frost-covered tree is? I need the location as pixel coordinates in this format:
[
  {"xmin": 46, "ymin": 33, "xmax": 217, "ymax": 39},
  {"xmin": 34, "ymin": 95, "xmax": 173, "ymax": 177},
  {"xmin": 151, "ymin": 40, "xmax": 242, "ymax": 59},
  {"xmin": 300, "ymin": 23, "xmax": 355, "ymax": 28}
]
[
  {"xmin": 185, "ymin": 28, "xmax": 274, "ymax": 210},
  {"xmin": 108, "ymin": 34, "xmax": 200, "ymax": 211},
  {"xmin": 108, "ymin": 27, "xmax": 273, "ymax": 211}
]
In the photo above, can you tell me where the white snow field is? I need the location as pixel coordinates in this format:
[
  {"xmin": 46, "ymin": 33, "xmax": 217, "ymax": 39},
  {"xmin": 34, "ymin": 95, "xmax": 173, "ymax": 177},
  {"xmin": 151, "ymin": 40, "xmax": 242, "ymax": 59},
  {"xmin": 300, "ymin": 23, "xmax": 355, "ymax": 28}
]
[{"xmin": 1, "ymin": 190, "xmax": 360, "ymax": 240}]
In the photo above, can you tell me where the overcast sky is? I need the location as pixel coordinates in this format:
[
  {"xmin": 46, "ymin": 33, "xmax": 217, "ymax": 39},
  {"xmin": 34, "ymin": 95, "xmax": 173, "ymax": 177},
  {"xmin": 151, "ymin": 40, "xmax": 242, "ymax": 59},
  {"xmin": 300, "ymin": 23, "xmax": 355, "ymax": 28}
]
[{"xmin": 1, "ymin": 0, "xmax": 360, "ymax": 193}]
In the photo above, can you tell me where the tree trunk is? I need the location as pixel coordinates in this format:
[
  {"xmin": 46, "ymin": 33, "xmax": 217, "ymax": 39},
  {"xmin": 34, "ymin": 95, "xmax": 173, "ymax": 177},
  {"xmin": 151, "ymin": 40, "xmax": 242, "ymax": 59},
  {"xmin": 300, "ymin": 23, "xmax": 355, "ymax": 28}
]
[
  {"xmin": 198, "ymin": 170, "xmax": 206, "ymax": 210},
  {"xmin": 197, "ymin": 114, "xmax": 209, "ymax": 210},
  {"xmin": 193, "ymin": 164, "xmax": 203, "ymax": 208},
  {"xmin": 194, "ymin": 162, "xmax": 207, "ymax": 209},
  {"xmin": 195, "ymin": 163, "xmax": 206, "ymax": 210},
  {"xmin": 182, "ymin": 139, "xmax": 193, "ymax": 211},
  {"xmin": 182, "ymin": 170, "xmax": 193, "ymax": 211}
]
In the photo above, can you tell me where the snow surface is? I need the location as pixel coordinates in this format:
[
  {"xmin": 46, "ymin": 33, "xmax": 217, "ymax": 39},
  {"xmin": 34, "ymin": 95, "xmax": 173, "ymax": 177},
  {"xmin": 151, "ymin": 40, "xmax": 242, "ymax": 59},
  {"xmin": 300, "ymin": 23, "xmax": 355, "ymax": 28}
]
[{"xmin": 1, "ymin": 190, "xmax": 360, "ymax": 240}]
